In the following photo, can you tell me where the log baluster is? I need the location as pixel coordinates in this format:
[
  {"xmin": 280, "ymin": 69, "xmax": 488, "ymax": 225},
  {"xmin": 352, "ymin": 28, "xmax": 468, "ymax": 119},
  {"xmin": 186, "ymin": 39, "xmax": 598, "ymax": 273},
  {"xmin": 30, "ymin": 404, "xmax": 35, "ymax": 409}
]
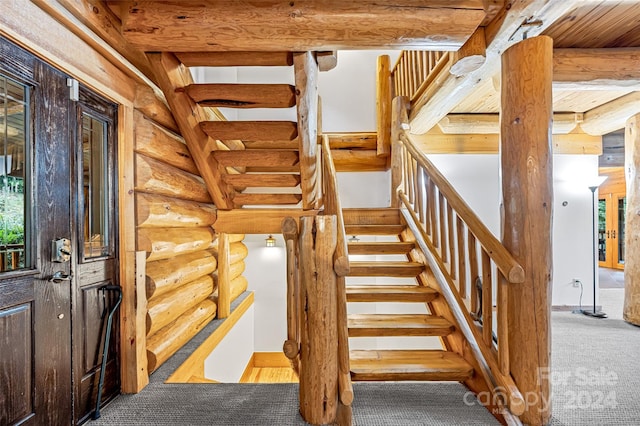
[
  {"xmin": 216, "ymin": 233, "xmax": 231, "ymax": 318},
  {"xmin": 282, "ymin": 217, "xmax": 300, "ymax": 363}
]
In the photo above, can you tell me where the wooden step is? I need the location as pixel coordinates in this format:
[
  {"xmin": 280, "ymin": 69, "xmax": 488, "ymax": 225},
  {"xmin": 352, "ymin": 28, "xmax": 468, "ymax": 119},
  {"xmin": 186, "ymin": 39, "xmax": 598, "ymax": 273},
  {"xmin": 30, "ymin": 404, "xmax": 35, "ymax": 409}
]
[
  {"xmin": 348, "ymin": 261, "xmax": 424, "ymax": 277},
  {"xmin": 223, "ymin": 173, "xmax": 301, "ymax": 188},
  {"xmin": 349, "ymin": 350, "xmax": 474, "ymax": 382},
  {"xmin": 175, "ymin": 52, "xmax": 294, "ymax": 67},
  {"xmin": 343, "ymin": 208, "xmax": 401, "ymax": 225},
  {"xmin": 201, "ymin": 121, "xmax": 298, "ymax": 141},
  {"xmin": 243, "ymin": 140, "xmax": 299, "ymax": 150},
  {"xmin": 346, "ymin": 285, "xmax": 438, "ymax": 303},
  {"xmin": 348, "ymin": 314, "xmax": 454, "ymax": 337},
  {"xmin": 232, "ymin": 193, "xmax": 302, "ymax": 206},
  {"xmin": 213, "ymin": 150, "xmax": 299, "ymax": 167},
  {"xmin": 184, "ymin": 84, "xmax": 296, "ymax": 108},
  {"xmin": 347, "ymin": 241, "xmax": 414, "ymax": 255},
  {"xmin": 344, "ymin": 224, "xmax": 405, "ymax": 236}
]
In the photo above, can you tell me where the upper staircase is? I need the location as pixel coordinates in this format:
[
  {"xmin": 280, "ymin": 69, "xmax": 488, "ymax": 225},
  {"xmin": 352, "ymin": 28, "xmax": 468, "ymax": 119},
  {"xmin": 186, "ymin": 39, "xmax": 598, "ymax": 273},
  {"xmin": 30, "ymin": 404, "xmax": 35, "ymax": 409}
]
[
  {"xmin": 148, "ymin": 51, "xmax": 321, "ymax": 211},
  {"xmin": 343, "ymin": 208, "xmax": 474, "ymax": 383}
]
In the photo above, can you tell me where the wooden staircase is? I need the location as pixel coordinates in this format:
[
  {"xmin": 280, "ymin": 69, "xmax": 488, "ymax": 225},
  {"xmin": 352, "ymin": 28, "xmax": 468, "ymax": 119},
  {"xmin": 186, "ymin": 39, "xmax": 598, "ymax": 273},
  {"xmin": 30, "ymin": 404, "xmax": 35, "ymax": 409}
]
[
  {"xmin": 148, "ymin": 51, "xmax": 320, "ymax": 211},
  {"xmin": 343, "ymin": 207, "xmax": 474, "ymax": 383}
]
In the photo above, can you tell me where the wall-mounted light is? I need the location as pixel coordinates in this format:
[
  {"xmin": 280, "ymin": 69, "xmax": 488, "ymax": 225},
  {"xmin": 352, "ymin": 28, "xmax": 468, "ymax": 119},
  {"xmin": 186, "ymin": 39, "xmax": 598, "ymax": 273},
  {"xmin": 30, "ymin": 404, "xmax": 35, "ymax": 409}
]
[
  {"xmin": 265, "ymin": 235, "xmax": 276, "ymax": 247},
  {"xmin": 348, "ymin": 235, "xmax": 360, "ymax": 243}
]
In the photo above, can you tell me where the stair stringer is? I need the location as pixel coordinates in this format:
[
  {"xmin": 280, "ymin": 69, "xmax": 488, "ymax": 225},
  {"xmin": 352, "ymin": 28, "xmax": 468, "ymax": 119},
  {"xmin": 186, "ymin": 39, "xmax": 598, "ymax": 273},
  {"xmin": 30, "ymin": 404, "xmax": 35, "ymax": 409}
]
[{"xmin": 398, "ymin": 227, "xmax": 505, "ymax": 423}]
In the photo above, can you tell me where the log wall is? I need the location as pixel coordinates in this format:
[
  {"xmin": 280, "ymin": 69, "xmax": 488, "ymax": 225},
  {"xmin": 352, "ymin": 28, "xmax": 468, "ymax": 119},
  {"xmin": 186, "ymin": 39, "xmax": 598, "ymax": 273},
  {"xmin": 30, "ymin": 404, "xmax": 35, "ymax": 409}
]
[{"xmin": 133, "ymin": 109, "xmax": 248, "ymax": 373}]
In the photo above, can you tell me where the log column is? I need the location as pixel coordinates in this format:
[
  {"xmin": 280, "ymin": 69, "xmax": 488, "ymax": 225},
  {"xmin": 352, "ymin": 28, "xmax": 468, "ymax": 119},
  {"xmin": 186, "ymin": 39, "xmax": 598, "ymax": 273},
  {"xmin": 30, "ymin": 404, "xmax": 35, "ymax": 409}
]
[
  {"xmin": 500, "ymin": 36, "xmax": 553, "ymax": 425},
  {"xmin": 298, "ymin": 216, "xmax": 338, "ymax": 424},
  {"xmin": 624, "ymin": 114, "xmax": 640, "ymax": 326}
]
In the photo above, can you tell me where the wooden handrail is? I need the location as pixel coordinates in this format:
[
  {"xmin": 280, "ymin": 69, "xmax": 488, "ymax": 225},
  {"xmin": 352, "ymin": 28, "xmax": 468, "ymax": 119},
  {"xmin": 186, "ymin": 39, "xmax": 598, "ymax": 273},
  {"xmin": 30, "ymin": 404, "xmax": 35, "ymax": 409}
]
[
  {"xmin": 321, "ymin": 135, "xmax": 349, "ymax": 277},
  {"xmin": 399, "ymin": 132, "xmax": 524, "ymax": 284},
  {"xmin": 399, "ymin": 203, "xmax": 525, "ymax": 416}
]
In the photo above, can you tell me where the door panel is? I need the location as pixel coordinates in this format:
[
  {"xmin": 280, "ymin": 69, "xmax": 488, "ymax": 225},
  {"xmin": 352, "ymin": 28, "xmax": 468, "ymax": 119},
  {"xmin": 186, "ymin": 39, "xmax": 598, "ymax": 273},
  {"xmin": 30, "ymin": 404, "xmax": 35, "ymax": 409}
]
[
  {"xmin": 72, "ymin": 89, "xmax": 119, "ymax": 425},
  {"xmin": 0, "ymin": 304, "xmax": 33, "ymax": 425},
  {"xmin": 598, "ymin": 193, "xmax": 626, "ymax": 270}
]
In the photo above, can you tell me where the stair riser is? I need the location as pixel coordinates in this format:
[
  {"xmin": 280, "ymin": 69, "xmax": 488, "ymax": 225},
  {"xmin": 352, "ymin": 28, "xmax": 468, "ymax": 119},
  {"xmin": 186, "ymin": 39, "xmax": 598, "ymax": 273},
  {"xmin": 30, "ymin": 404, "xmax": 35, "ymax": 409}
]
[
  {"xmin": 348, "ymin": 268, "xmax": 424, "ymax": 277},
  {"xmin": 348, "ymin": 328, "xmax": 452, "ymax": 337},
  {"xmin": 350, "ymin": 372, "xmax": 473, "ymax": 382},
  {"xmin": 346, "ymin": 294, "xmax": 437, "ymax": 303}
]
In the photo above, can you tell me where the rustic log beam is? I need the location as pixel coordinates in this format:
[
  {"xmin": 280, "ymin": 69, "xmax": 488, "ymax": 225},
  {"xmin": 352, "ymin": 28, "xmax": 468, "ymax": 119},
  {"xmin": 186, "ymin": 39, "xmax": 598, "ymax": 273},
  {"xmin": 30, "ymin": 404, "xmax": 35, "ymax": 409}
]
[
  {"xmin": 317, "ymin": 51, "xmax": 338, "ymax": 72},
  {"xmin": 294, "ymin": 52, "xmax": 319, "ymax": 210},
  {"xmin": 146, "ymin": 297, "xmax": 217, "ymax": 372},
  {"xmin": 581, "ymin": 92, "xmax": 640, "ymax": 136},
  {"xmin": 624, "ymin": 114, "xmax": 640, "ymax": 326},
  {"xmin": 210, "ymin": 241, "xmax": 249, "ymax": 266},
  {"xmin": 212, "ymin": 150, "xmax": 299, "ymax": 168},
  {"xmin": 407, "ymin": 130, "xmax": 602, "ymax": 155},
  {"xmin": 501, "ymin": 36, "xmax": 553, "ymax": 426},
  {"xmin": 437, "ymin": 113, "xmax": 583, "ymax": 135},
  {"xmin": 183, "ymin": 83, "xmax": 296, "ymax": 109},
  {"xmin": 146, "ymin": 275, "xmax": 214, "ymax": 336},
  {"xmin": 376, "ymin": 55, "xmax": 391, "ymax": 159},
  {"xmin": 136, "ymin": 193, "xmax": 216, "ymax": 228},
  {"xmin": 331, "ymin": 150, "xmax": 388, "ymax": 172},
  {"xmin": 134, "ymin": 112, "xmax": 198, "ymax": 175},
  {"xmin": 553, "ymin": 48, "xmax": 640, "ymax": 89},
  {"xmin": 134, "ymin": 85, "xmax": 179, "ymax": 133},
  {"xmin": 215, "ymin": 208, "xmax": 319, "ymax": 234},
  {"xmin": 138, "ymin": 227, "xmax": 216, "ymax": 262},
  {"xmin": 216, "ymin": 233, "xmax": 231, "ymax": 319},
  {"xmin": 145, "ymin": 251, "xmax": 217, "ymax": 300},
  {"xmin": 147, "ymin": 52, "xmax": 234, "ymax": 209},
  {"xmin": 298, "ymin": 216, "xmax": 338, "ymax": 424},
  {"xmin": 135, "ymin": 153, "xmax": 212, "ymax": 203},
  {"xmin": 120, "ymin": 1, "xmax": 486, "ymax": 51},
  {"xmin": 410, "ymin": 0, "xmax": 584, "ymax": 134}
]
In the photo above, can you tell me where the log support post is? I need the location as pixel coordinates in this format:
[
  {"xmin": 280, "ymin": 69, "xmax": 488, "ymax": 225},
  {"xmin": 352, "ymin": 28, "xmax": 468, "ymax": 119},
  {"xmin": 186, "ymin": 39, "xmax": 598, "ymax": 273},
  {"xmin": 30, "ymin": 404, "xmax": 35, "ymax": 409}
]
[
  {"xmin": 390, "ymin": 96, "xmax": 409, "ymax": 208},
  {"xmin": 298, "ymin": 216, "xmax": 338, "ymax": 425},
  {"xmin": 624, "ymin": 114, "xmax": 640, "ymax": 325},
  {"xmin": 500, "ymin": 36, "xmax": 553, "ymax": 425},
  {"xmin": 217, "ymin": 233, "xmax": 231, "ymax": 319}
]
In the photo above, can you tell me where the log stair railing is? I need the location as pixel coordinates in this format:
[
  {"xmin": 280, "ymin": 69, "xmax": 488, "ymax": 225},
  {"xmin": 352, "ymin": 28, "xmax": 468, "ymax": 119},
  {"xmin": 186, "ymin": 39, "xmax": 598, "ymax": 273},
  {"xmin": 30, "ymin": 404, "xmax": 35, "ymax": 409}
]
[{"xmin": 148, "ymin": 51, "xmax": 321, "ymax": 211}]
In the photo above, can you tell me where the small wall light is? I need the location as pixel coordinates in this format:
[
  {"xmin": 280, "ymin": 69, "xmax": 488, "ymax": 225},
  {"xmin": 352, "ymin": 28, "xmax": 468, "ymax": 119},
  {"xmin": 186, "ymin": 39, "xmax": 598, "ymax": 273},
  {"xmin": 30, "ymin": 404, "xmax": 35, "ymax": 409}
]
[
  {"xmin": 265, "ymin": 235, "xmax": 276, "ymax": 247},
  {"xmin": 348, "ymin": 235, "xmax": 360, "ymax": 243}
]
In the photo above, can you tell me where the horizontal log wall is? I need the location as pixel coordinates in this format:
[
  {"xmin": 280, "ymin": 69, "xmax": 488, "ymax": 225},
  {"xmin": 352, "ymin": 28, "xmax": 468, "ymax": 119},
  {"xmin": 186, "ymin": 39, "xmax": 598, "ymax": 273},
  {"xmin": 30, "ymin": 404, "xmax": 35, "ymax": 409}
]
[{"xmin": 133, "ymin": 110, "xmax": 249, "ymax": 373}]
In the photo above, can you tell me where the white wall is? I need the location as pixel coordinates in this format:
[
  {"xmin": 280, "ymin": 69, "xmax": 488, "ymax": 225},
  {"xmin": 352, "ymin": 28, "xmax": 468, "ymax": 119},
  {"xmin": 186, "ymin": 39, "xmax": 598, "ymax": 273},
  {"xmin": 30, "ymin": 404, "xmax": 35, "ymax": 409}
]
[
  {"xmin": 428, "ymin": 154, "xmax": 600, "ymax": 308},
  {"xmin": 204, "ymin": 305, "xmax": 255, "ymax": 382}
]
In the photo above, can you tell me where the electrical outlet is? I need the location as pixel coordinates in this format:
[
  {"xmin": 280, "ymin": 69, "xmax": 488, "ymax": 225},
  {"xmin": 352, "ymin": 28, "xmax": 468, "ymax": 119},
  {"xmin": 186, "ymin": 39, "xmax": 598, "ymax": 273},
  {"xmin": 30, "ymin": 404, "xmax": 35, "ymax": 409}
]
[{"xmin": 572, "ymin": 279, "xmax": 580, "ymax": 288}]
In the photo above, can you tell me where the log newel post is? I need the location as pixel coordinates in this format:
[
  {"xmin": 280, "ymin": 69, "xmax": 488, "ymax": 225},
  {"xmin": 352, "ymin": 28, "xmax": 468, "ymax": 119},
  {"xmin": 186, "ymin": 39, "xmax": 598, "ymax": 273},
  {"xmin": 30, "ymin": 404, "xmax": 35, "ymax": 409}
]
[
  {"xmin": 298, "ymin": 216, "xmax": 338, "ymax": 425},
  {"xmin": 624, "ymin": 114, "xmax": 640, "ymax": 326},
  {"xmin": 500, "ymin": 35, "xmax": 553, "ymax": 425},
  {"xmin": 217, "ymin": 233, "xmax": 231, "ymax": 318},
  {"xmin": 390, "ymin": 96, "xmax": 409, "ymax": 208}
]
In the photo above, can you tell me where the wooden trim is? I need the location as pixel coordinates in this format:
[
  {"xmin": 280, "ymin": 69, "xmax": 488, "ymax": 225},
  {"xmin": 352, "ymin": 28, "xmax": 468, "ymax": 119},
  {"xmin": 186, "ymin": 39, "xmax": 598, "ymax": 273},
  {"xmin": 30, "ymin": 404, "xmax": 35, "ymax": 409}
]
[
  {"xmin": 165, "ymin": 292, "xmax": 255, "ymax": 383},
  {"xmin": 253, "ymin": 352, "xmax": 292, "ymax": 368},
  {"xmin": 239, "ymin": 353, "xmax": 256, "ymax": 383}
]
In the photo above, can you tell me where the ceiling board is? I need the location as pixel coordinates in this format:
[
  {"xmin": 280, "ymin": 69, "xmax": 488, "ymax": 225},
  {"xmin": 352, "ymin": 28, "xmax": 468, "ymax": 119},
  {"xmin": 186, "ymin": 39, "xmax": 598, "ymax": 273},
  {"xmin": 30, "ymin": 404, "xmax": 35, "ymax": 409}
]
[{"xmin": 545, "ymin": 2, "xmax": 640, "ymax": 48}]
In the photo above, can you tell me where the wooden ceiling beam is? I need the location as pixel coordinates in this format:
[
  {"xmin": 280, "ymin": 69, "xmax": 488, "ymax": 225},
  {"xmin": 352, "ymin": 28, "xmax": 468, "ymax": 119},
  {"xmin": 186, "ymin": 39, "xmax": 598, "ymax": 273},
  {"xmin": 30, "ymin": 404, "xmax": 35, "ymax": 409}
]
[
  {"xmin": 119, "ymin": 0, "xmax": 487, "ymax": 51},
  {"xmin": 409, "ymin": 0, "xmax": 585, "ymax": 134},
  {"xmin": 553, "ymin": 48, "xmax": 640, "ymax": 90},
  {"xmin": 408, "ymin": 131, "xmax": 602, "ymax": 155},
  {"xmin": 437, "ymin": 113, "xmax": 582, "ymax": 135},
  {"xmin": 581, "ymin": 92, "xmax": 640, "ymax": 136}
]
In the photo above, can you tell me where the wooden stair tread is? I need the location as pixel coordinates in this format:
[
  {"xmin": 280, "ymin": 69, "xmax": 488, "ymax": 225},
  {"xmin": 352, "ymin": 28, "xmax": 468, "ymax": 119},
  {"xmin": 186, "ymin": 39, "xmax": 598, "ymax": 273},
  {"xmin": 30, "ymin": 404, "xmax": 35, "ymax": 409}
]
[
  {"xmin": 175, "ymin": 52, "xmax": 294, "ymax": 67},
  {"xmin": 200, "ymin": 121, "xmax": 298, "ymax": 141},
  {"xmin": 212, "ymin": 150, "xmax": 299, "ymax": 167},
  {"xmin": 349, "ymin": 350, "xmax": 474, "ymax": 382},
  {"xmin": 347, "ymin": 241, "xmax": 414, "ymax": 255},
  {"xmin": 348, "ymin": 314, "xmax": 454, "ymax": 337},
  {"xmin": 232, "ymin": 193, "xmax": 302, "ymax": 206},
  {"xmin": 343, "ymin": 208, "xmax": 401, "ymax": 225},
  {"xmin": 223, "ymin": 173, "xmax": 301, "ymax": 188},
  {"xmin": 344, "ymin": 224, "xmax": 405, "ymax": 236},
  {"xmin": 348, "ymin": 261, "xmax": 424, "ymax": 277},
  {"xmin": 346, "ymin": 285, "xmax": 438, "ymax": 302},
  {"xmin": 184, "ymin": 83, "xmax": 296, "ymax": 109}
]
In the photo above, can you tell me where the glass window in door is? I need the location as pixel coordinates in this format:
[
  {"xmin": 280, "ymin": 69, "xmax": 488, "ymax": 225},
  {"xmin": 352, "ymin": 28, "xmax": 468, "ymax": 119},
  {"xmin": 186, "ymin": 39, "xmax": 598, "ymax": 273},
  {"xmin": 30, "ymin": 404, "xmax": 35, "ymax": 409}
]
[{"xmin": 0, "ymin": 75, "xmax": 29, "ymax": 272}]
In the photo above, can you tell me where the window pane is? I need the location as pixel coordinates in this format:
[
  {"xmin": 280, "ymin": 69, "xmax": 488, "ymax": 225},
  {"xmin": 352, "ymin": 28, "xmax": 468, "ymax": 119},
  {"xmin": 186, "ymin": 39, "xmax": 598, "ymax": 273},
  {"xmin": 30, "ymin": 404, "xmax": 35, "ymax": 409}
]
[
  {"xmin": 0, "ymin": 75, "xmax": 28, "ymax": 272},
  {"xmin": 618, "ymin": 197, "xmax": 626, "ymax": 264},
  {"xmin": 81, "ymin": 114, "xmax": 109, "ymax": 259},
  {"xmin": 597, "ymin": 199, "xmax": 607, "ymax": 262}
]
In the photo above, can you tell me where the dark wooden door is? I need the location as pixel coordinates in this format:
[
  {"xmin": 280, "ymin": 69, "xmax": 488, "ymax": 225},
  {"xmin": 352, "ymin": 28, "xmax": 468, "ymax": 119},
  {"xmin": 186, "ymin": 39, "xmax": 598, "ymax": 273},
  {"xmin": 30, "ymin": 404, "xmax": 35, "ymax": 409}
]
[
  {"xmin": 0, "ymin": 38, "xmax": 73, "ymax": 426},
  {"xmin": 0, "ymin": 37, "xmax": 120, "ymax": 426},
  {"xmin": 71, "ymin": 87, "xmax": 120, "ymax": 425}
]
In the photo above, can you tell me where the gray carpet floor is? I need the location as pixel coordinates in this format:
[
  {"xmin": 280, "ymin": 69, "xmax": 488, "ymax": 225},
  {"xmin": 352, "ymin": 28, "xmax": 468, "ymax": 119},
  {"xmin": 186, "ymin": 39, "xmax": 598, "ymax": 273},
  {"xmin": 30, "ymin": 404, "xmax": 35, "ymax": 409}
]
[{"xmin": 93, "ymin": 293, "xmax": 639, "ymax": 425}]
